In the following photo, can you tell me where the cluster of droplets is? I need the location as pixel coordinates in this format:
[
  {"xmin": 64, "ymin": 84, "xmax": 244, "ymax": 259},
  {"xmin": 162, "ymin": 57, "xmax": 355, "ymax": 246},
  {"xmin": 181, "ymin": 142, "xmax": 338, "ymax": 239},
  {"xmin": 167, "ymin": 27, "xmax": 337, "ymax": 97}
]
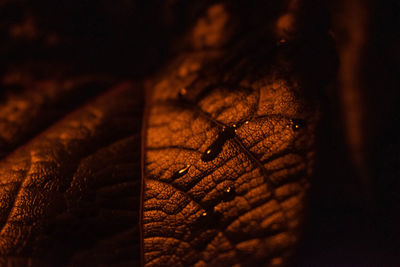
[
  {"xmin": 175, "ymin": 87, "xmax": 306, "ymax": 223},
  {"xmin": 288, "ymin": 118, "xmax": 305, "ymax": 131},
  {"xmin": 199, "ymin": 185, "xmax": 235, "ymax": 222}
]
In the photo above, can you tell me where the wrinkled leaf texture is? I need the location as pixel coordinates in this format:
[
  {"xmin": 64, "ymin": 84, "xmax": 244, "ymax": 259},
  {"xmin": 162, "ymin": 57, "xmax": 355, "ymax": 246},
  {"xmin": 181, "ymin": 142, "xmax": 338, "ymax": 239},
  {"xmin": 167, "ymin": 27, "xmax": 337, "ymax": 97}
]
[
  {"xmin": 0, "ymin": 1, "xmax": 336, "ymax": 266},
  {"xmin": 0, "ymin": 80, "xmax": 143, "ymax": 266},
  {"xmin": 142, "ymin": 3, "xmax": 333, "ymax": 266}
]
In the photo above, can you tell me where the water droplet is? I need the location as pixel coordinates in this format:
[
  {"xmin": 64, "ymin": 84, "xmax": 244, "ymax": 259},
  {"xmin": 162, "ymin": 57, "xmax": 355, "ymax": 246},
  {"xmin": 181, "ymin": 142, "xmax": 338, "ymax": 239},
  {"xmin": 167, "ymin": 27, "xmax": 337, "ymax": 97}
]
[
  {"xmin": 201, "ymin": 126, "xmax": 236, "ymax": 162},
  {"xmin": 222, "ymin": 186, "xmax": 235, "ymax": 202},
  {"xmin": 178, "ymin": 88, "xmax": 187, "ymax": 99},
  {"xmin": 232, "ymin": 124, "xmax": 238, "ymax": 133},
  {"xmin": 191, "ymin": 209, "xmax": 222, "ymax": 250},
  {"xmin": 179, "ymin": 164, "xmax": 190, "ymax": 173},
  {"xmin": 180, "ymin": 88, "xmax": 187, "ymax": 95},
  {"xmin": 271, "ymin": 257, "xmax": 283, "ymax": 266},
  {"xmin": 197, "ymin": 208, "xmax": 222, "ymax": 225},
  {"xmin": 171, "ymin": 164, "xmax": 191, "ymax": 179},
  {"xmin": 277, "ymin": 38, "xmax": 288, "ymax": 47},
  {"xmin": 292, "ymin": 119, "xmax": 306, "ymax": 131}
]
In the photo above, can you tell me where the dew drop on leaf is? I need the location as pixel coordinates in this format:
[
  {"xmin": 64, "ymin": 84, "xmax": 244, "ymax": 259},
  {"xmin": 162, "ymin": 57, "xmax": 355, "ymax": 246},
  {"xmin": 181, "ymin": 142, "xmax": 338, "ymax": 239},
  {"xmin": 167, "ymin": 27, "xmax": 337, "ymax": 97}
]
[
  {"xmin": 171, "ymin": 164, "xmax": 191, "ymax": 179},
  {"xmin": 291, "ymin": 119, "xmax": 306, "ymax": 131},
  {"xmin": 232, "ymin": 124, "xmax": 238, "ymax": 133},
  {"xmin": 201, "ymin": 126, "xmax": 236, "ymax": 162},
  {"xmin": 197, "ymin": 208, "xmax": 222, "ymax": 225},
  {"xmin": 178, "ymin": 88, "xmax": 187, "ymax": 99},
  {"xmin": 222, "ymin": 186, "xmax": 235, "ymax": 201}
]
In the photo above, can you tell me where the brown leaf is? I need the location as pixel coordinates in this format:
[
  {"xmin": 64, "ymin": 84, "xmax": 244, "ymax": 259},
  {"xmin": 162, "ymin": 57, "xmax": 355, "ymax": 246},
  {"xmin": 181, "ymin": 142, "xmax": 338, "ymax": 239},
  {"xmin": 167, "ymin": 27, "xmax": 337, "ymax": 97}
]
[
  {"xmin": 142, "ymin": 3, "xmax": 333, "ymax": 266},
  {"xmin": 0, "ymin": 81, "xmax": 143, "ymax": 266}
]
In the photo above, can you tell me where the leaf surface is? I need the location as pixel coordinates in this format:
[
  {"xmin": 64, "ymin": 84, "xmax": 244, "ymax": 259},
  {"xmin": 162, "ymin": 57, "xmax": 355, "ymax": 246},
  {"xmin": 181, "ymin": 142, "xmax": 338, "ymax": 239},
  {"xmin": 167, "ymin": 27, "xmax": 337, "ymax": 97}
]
[
  {"xmin": 0, "ymin": 81, "xmax": 143, "ymax": 266},
  {"xmin": 142, "ymin": 3, "xmax": 332, "ymax": 266}
]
